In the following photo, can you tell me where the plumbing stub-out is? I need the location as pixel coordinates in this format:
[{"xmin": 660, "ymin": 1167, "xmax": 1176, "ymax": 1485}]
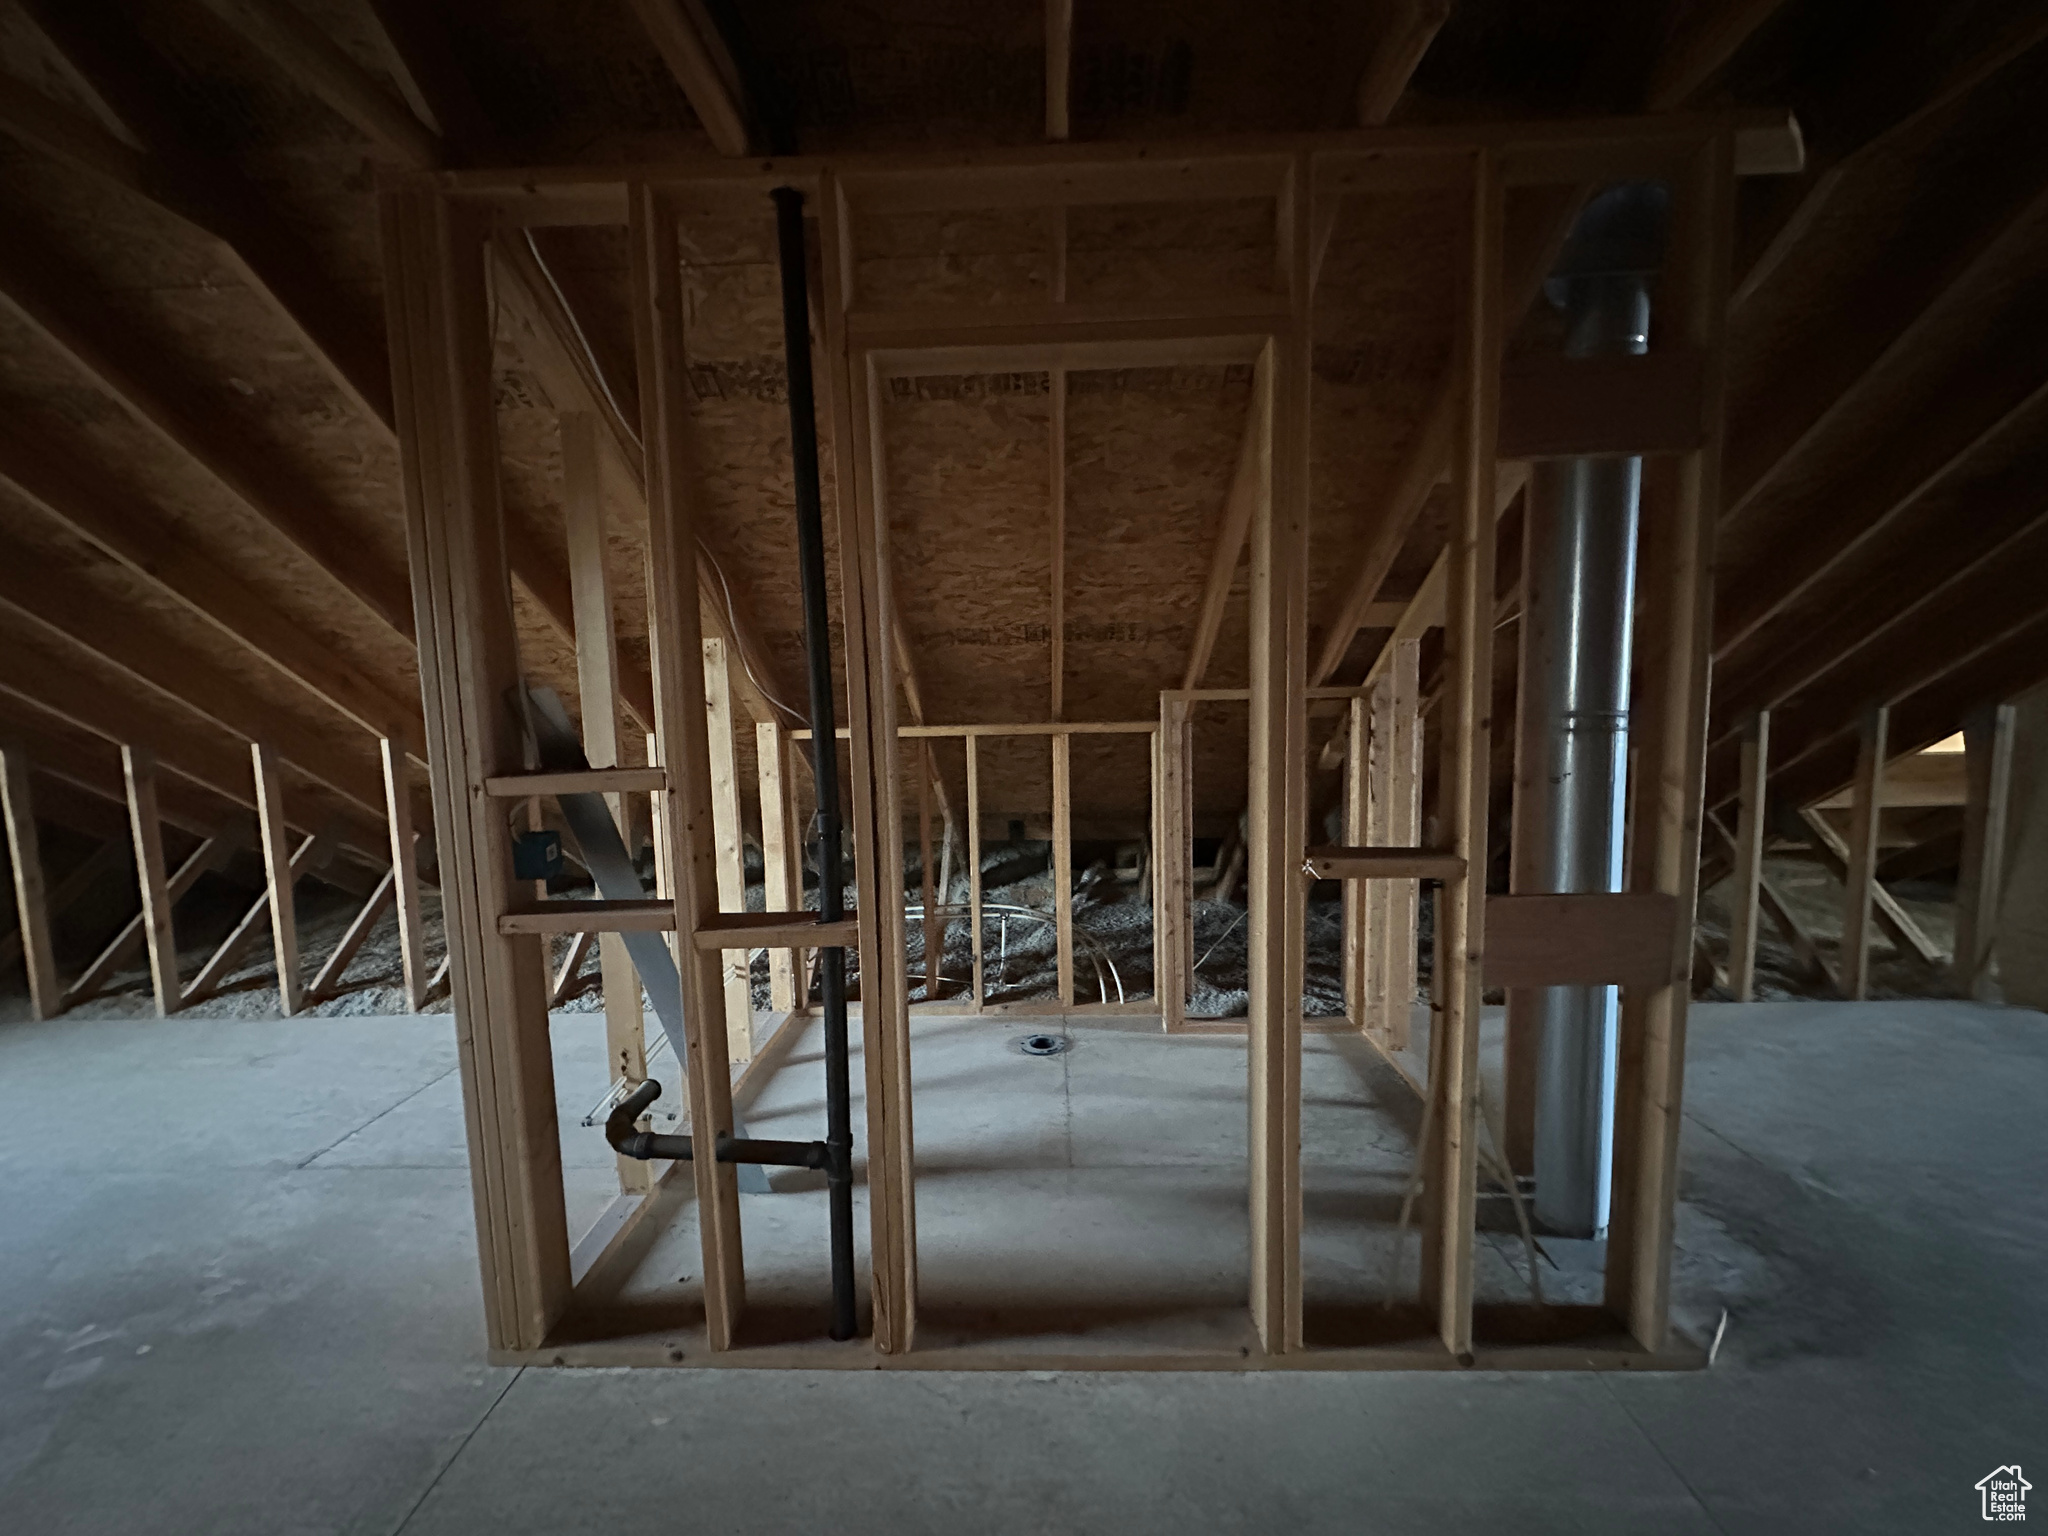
[{"xmin": 1016, "ymin": 1032, "xmax": 1069, "ymax": 1057}]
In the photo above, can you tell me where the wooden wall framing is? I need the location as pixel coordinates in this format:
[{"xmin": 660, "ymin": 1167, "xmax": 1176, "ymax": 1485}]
[{"xmin": 384, "ymin": 112, "xmax": 1758, "ymax": 1371}]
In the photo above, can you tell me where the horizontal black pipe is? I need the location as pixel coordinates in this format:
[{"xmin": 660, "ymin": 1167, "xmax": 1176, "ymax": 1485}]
[{"xmin": 605, "ymin": 1079, "xmax": 829, "ymax": 1170}]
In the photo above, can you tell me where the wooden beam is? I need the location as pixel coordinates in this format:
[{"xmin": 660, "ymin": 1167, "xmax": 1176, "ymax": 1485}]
[
  {"xmin": 1049, "ymin": 371, "xmax": 1067, "ymax": 717},
  {"xmin": 1646, "ymin": 0, "xmax": 1792, "ymax": 111},
  {"xmin": 817, "ymin": 171, "xmax": 918, "ymax": 1353},
  {"xmin": 1304, "ymin": 846, "xmax": 1464, "ymax": 881},
  {"xmin": 1728, "ymin": 711, "xmax": 1770, "ymax": 1002},
  {"xmin": 1725, "ymin": 180, "xmax": 2048, "ymax": 529},
  {"xmin": 622, "ymin": 0, "xmax": 753, "ymax": 156},
  {"xmin": 1498, "ymin": 352, "xmax": 1705, "ymax": 460},
  {"xmin": 757, "ymin": 721, "xmax": 805, "ymax": 1013},
  {"xmin": 1378, "ymin": 638, "xmax": 1423, "ymax": 1049},
  {"xmin": 1605, "ymin": 137, "xmax": 1734, "ymax": 1353},
  {"xmin": 64, "ymin": 818, "xmax": 238, "ymax": 1006},
  {"xmin": 21, "ymin": 0, "xmax": 395, "ymax": 428},
  {"xmin": 703, "ymin": 636, "xmax": 756, "ymax": 1064},
  {"xmin": 1839, "ymin": 708, "xmax": 1889, "ymax": 1000},
  {"xmin": 1342, "ymin": 693, "xmax": 1372, "ymax": 1031},
  {"xmin": 967, "ymin": 733, "xmax": 986, "ymax": 1009},
  {"xmin": 1356, "ymin": 0, "xmax": 1449, "ymax": 125},
  {"xmin": 121, "ymin": 745, "xmax": 180, "ymax": 1017},
  {"xmin": 251, "ymin": 743, "xmax": 305, "ymax": 1015},
  {"xmin": 0, "ymin": 224, "xmax": 413, "ymax": 635},
  {"xmin": 195, "ymin": 0, "xmax": 439, "ymax": 167},
  {"xmin": 361, "ymin": 0, "xmax": 495, "ymax": 153},
  {"xmin": 1045, "ymin": 0, "xmax": 1073, "ymax": 141},
  {"xmin": 184, "ymin": 826, "xmax": 332, "ymax": 1004},
  {"xmin": 382, "ymin": 186, "xmax": 572, "ymax": 1354},
  {"xmin": 0, "ymin": 746, "xmax": 62, "ymax": 1018},
  {"xmin": 1182, "ymin": 375, "xmax": 1269, "ymax": 689},
  {"xmin": 0, "ymin": 552, "xmax": 397, "ymax": 824},
  {"xmin": 1482, "ymin": 894, "xmax": 1679, "ymax": 989},
  {"xmin": 1954, "ymin": 702, "xmax": 2017, "ymax": 999},
  {"xmin": 0, "ymin": 83, "xmax": 149, "ymax": 190},
  {"xmin": 381, "ymin": 738, "xmax": 430, "ymax": 1012},
  {"xmin": 1731, "ymin": 11, "xmax": 2048, "ymax": 309},
  {"xmin": 547, "ymin": 929, "xmax": 597, "ymax": 1005},
  {"xmin": 635, "ymin": 184, "xmax": 747, "ymax": 1347},
  {"xmin": 1052, "ymin": 733, "xmax": 1075, "ymax": 1005},
  {"xmin": 1797, "ymin": 805, "xmax": 1942, "ymax": 969},
  {"xmin": 1152, "ymin": 694, "xmax": 1191, "ymax": 1030},
  {"xmin": 0, "ymin": 419, "xmax": 422, "ymax": 747},
  {"xmin": 309, "ymin": 868, "xmax": 399, "ymax": 1002}
]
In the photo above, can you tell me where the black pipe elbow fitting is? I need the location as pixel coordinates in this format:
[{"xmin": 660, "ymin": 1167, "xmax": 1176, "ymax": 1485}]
[{"xmin": 604, "ymin": 1079, "xmax": 694, "ymax": 1162}]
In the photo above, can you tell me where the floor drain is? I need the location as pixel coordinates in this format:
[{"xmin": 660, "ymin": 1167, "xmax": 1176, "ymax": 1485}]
[{"xmin": 1018, "ymin": 1032, "xmax": 1069, "ymax": 1057}]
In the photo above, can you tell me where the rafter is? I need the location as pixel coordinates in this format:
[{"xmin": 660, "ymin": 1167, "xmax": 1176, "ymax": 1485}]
[
  {"xmin": 0, "ymin": 223, "xmax": 416, "ymax": 640},
  {"xmin": 0, "ymin": 705, "xmax": 236, "ymax": 840},
  {"xmin": 0, "ymin": 421, "xmax": 421, "ymax": 747},
  {"xmin": 1356, "ymin": 0, "xmax": 1450, "ymax": 125},
  {"xmin": 1724, "ymin": 177, "xmax": 2048, "ymax": 520},
  {"xmin": 622, "ymin": 0, "xmax": 754, "ymax": 156},
  {"xmin": 0, "ymin": 551, "xmax": 404, "ymax": 826},
  {"xmin": 1645, "ymin": 0, "xmax": 1792, "ymax": 111},
  {"xmin": 1182, "ymin": 386, "xmax": 1268, "ymax": 689},
  {"xmin": 194, "ymin": 0, "xmax": 439, "ymax": 167}
]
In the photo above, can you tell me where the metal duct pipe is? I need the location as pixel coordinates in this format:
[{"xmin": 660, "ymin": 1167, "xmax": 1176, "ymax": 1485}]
[
  {"xmin": 773, "ymin": 185, "xmax": 858, "ymax": 1340},
  {"xmin": 1515, "ymin": 183, "xmax": 1669, "ymax": 1240}
]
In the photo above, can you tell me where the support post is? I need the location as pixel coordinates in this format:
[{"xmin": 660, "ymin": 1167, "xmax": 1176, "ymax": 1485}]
[
  {"xmin": 1342, "ymin": 692, "xmax": 1373, "ymax": 1031},
  {"xmin": 967, "ymin": 733, "xmax": 985, "ymax": 1010},
  {"xmin": 381, "ymin": 737, "xmax": 430, "ymax": 1011},
  {"xmin": 1052, "ymin": 730, "xmax": 1074, "ymax": 1005},
  {"xmin": 918, "ymin": 741, "xmax": 940, "ymax": 1000},
  {"xmin": 703, "ymin": 635, "xmax": 755, "ymax": 1064},
  {"xmin": 1728, "ymin": 709, "xmax": 1770, "ymax": 1002},
  {"xmin": 1954, "ymin": 702, "xmax": 2016, "ymax": 999},
  {"xmin": 1, "ymin": 747, "xmax": 61, "ymax": 1019},
  {"xmin": 1247, "ymin": 154, "xmax": 1313, "ymax": 1356},
  {"xmin": 121, "ymin": 744, "xmax": 180, "ymax": 1018},
  {"xmin": 635, "ymin": 184, "xmax": 746, "ymax": 1345},
  {"xmin": 251, "ymin": 742, "xmax": 304, "ymax": 1015},
  {"xmin": 1153, "ymin": 693, "xmax": 1191, "ymax": 1031},
  {"xmin": 757, "ymin": 719, "xmax": 805, "ymax": 1011},
  {"xmin": 1605, "ymin": 133, "xmax": 1734, "ymax": 1352},
  {"xmin": 1420, "ymin": 151, "xmax": 1503, "ymax": 1361},
  {"xmin": 819, "ymin": 172, "xmax": 917, "ymax": 1351},
  {"xmin": 382, "ymin": 188, "xmax": 571, "ymax": 1353},
  {"xmin": 1840, "ymin": 705, "xmax": 1889, "ymax": 1001},
  {"xmin": 1382, "ymin": 637, "xmax": 1423, "ymax": 1051},
  {"xmin": 562, "ymin": 407, "xmax": 652, "ymax": 1186}
]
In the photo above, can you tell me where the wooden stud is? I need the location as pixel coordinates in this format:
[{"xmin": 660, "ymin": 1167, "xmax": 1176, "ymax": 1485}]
[
  {"xmin": 0, "ymin": 745, "xmax": 61, "ymax": 1018},
  {"xmin": 309, "ymin": 867, "xmax": 398, "ymax": 1001},
  {"xmin": 1052, "ymin": 731, "xmax": 1075, "ymax": 1005},
  {"xmin": 1839, "ymin": 706, "xmax": 1889, "ymax": 1000},
  {"xmin": 1182, "ymin": 385, "xmax": 1268, "ymax": 689},
  {"xmin": 120, "ymin": 745, "xmax": 180, "ymax": 1018},
  {"xmin": 967, "ymin": 733, "xmax": 985, "ymax": 1010},
  {"xmin": 1382, "ymin": 638, "xmax": 1423, "ymax": 1051},
  {"xmin": 184, "ymin": 827, "xmax": 331, "ymax": 1004},
  {"xmin": 1343, "ymin": 691, "xmax": 1376, "ymax": 1031},
  {"xmin": 251, "ymin": 742, "xmax": 305, "ymax": 1016},
  {"xmin": 380, "ymin": 737, "xmax": 430, "ymax": 1012},
  {"xmin": 635, "ymin": 184, "xmax": 746, "ymax": 1346},
  {"xmin": 1050, "ymin": 368, "xmax": 1067, "ymax": 719},
  {"xmin": 1728, "ymin": 710, "xmax": 1770, "ymax": 1002},
  {"xmin": 1152, "ymin": 694, "xmax": 1191, "ymax": 1031},
  {"xmin": 1604, "ymin": 134, "xmax": 1735, "ymax": 1352},
  {"xmin": 548, "ymin": 929, "xmax": 597, "ymax": 1004},
  {"xmin": 1954, "ymin": 703, "xmax": 2017, "ymax": 999},
  {"xmin": 1045, "ymin": 0, "xmax": 1073, "ymax": 141},
  {"xmin": 703, "ymin": 636, "xmax": 756, "ymax": 1064},
  {"xmin": 757, "ymin": 720, "xmax": 806, "ymax": 1013},
  {"xmin": 1420, "ymin": 150, "xmax": 1503, "ymax": 1362},
  {"xmin": 382, "ymin": 188, "xmax": 571, "ymax": 1354},
  {"xmin": 68, "ymin": 819, "xmax": 237, "ymax": 1006},
  {"xmin": 918, "ymin": 741, "xmax": 941, "ymax": 1001},
  {"xmin": 820, "ymin": 171, "xmax": 919, "ymax": 1352}
]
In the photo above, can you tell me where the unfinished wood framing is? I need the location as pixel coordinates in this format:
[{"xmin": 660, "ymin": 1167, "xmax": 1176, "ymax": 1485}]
[
  {"xmin": 1953, "ymin": 702, "xmax": 2017, "ymax": 999},
  {"xmin": 0, "ymin": 746, "xmax": 61, "ymax": 1019},
  {"xmin": 251, "ymin": 742, "xmax": 305, "ymax": 1016},
  {"xmin": 1838, "ymin": 706, "xmax": 1890, "ymax": 1000},
  {"xmin": 384, "ymin": 118, "xmax": 1758, "ymax": 1372},
  {"xmin": 702, "ymin": 636, "xmax": 756, "ymax": 1064},
  {"xmin": 381, "ymin": 738, "xmax": 430, "ymax": 1012},
  {"xmin": 121, "ymin": 745, "xmax": 181, "ymax": 1018},
  {"xmin": 1727, "ymin": 710, "xmax": 1771, "ymax": 1001}
]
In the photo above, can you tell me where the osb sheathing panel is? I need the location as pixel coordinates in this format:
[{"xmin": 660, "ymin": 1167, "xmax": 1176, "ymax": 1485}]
[
  {"xmin": 855, "ymin": 208, "xmax": 1058, "ymax": 309},
  {"xmin": 1062, "ymin": 365, "xmax": 1249, "ymax": 720},
  {"xmin": 882, "ymin": 375, "xmax": 1054, "ymax": 707},
  {"xmin": 1066, "ymin": 200, "xmax": 1277, "ymax": 302}
]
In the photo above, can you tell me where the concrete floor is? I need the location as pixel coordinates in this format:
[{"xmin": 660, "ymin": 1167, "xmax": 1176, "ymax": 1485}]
[{"xmin": 1, "ymin": 997, "xmax": 2043, "ymax": 1533}]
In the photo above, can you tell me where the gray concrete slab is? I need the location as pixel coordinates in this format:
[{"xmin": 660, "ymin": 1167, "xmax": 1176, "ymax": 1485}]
[{"xmin": 0, "ymin": 998, "xmax": 2041, "ymax": 1533}]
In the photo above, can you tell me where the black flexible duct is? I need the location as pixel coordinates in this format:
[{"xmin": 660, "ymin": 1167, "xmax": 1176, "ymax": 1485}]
[{"xmin": 773, "ymin": 184, "xmax": 859, "ymax": 1342}]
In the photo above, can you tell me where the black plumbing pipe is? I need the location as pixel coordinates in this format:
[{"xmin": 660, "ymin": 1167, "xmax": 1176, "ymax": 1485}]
[
  {"xmin": 606, "ymin": 1079, "xmax": 831, "ymax": 1170},
  {"xmin": 773, "ymin": 184, "xmax": 858, "ymax": 1343}
]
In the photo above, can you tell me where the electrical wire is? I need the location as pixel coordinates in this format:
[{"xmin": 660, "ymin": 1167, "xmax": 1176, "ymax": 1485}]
[{"xmin": 523, "ymin": 230, "xmax": 807, "ymax": 723}]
